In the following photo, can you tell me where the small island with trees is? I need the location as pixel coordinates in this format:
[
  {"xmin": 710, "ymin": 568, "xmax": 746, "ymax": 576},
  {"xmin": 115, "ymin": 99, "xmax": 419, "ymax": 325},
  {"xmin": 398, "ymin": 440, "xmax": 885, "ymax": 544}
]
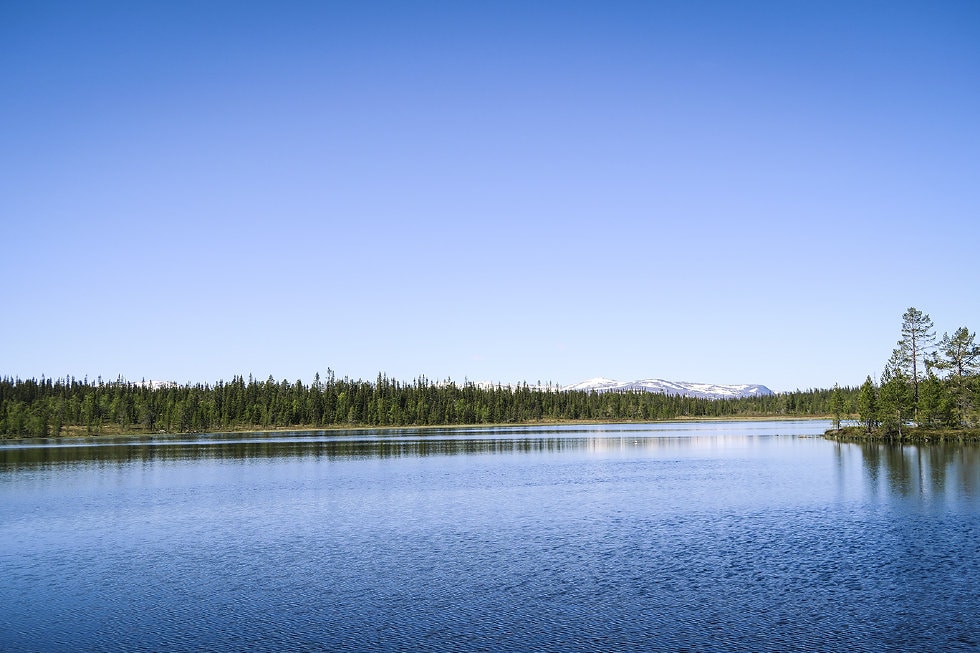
[{"xmin": 827, "ymin": 307, "xmax": 980, "ymax": 443}]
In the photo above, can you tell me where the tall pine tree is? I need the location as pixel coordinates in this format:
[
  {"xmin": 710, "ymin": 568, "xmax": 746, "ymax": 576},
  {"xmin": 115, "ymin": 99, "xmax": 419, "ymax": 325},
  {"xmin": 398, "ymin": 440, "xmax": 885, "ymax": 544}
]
[{"xmin": 894, "ymin": 307, "xmax": 936, "ymax": 420}]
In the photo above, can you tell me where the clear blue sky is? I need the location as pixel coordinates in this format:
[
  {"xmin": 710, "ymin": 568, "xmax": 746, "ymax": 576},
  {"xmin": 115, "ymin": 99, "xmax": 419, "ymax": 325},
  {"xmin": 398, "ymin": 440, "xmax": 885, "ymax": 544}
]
[{"xmin": 3, "ymin": 1, "xmax": 978, "ymax": 392}]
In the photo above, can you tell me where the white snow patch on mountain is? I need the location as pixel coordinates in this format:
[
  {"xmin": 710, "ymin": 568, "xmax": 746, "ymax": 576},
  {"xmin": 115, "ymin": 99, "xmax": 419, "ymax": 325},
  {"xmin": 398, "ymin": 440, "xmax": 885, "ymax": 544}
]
[
  {"xmin": 562, "ymin": 377, "xmax": 623, "ymax": 392},
  {"xmin": 562, "ymin": 378, "xmax": 774, "ymax": 400}
]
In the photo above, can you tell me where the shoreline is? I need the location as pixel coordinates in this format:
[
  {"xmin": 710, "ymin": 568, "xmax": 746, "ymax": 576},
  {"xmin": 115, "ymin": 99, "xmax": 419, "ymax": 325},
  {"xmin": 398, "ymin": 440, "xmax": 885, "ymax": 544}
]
[{"xmin": 3, "ymin": 415, "xmax": 832, "ymax": 443}]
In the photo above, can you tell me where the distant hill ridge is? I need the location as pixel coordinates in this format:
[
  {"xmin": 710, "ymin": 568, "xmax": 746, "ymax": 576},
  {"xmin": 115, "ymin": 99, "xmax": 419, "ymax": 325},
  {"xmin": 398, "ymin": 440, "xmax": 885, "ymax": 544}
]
[
  {"xmin": 561, "ymin": 377, "xmax": 774, "ymax": 400},
  {"xmin": 113, "ymin": 376, "xmax": 772, "ymax": 400}
]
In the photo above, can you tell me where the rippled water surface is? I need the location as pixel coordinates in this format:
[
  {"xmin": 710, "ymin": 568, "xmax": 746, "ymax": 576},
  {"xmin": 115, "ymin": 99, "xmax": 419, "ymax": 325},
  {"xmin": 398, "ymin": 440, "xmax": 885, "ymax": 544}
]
[{"xmin": 3, "ymin": 421, "xmax": 980, "ymax": 652}]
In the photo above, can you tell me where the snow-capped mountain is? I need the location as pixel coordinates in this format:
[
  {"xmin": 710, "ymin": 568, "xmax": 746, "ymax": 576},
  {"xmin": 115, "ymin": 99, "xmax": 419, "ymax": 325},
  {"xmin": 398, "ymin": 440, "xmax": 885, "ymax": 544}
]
[{"xmin": 562, "ymin": 377, "xmax": 773, "ymax": 400}]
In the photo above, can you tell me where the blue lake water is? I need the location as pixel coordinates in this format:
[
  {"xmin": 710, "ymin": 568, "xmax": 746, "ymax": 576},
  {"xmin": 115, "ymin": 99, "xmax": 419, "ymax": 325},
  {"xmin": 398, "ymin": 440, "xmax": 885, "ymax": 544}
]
[{"xmin": 2, "ymin": 420, "xmax": 979, "ymax": 652}]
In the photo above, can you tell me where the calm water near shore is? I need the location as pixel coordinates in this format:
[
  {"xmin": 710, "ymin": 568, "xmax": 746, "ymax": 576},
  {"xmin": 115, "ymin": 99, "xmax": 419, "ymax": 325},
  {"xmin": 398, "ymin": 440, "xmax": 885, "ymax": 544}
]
[{"xmin": 3, "ymin": 420, "xmax": 980, "ymax": 652}]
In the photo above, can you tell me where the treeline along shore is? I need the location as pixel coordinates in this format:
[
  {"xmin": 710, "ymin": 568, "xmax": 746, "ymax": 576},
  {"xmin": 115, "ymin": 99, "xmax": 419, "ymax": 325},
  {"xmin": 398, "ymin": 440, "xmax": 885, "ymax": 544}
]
[
  {"xmin": 1, "ymin": 371, "xmax": 848, "ymax": 438},
  {"xmin": 6, "ymin": 308, "xmax": 976, "ymax": 441}
]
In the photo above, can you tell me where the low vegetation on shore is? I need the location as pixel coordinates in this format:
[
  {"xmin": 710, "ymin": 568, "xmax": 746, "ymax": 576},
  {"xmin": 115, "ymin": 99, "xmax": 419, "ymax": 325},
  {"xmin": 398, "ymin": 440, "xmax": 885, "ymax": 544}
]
[{"xmin": 828, "ymin": 425, "xmax": 980, "ymax": 444}]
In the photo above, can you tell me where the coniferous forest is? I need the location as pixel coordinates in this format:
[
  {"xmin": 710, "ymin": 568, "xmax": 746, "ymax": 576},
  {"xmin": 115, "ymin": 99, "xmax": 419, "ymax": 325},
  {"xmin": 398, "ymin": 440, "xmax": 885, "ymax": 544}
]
[
  {"xmin": 0, "ymin": 370, "xmax": 851, "ymax": 439},
  {"xmin": 5, "ymin": 307, "xmax": 975, "ymax": 440}
]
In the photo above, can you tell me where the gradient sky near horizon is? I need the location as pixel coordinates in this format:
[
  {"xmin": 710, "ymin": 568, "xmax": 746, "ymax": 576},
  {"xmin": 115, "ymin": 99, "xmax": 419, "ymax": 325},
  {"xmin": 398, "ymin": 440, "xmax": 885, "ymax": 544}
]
[{"xmin": 3, "ymin": 1, "xmax": 978, "ymax": 392}]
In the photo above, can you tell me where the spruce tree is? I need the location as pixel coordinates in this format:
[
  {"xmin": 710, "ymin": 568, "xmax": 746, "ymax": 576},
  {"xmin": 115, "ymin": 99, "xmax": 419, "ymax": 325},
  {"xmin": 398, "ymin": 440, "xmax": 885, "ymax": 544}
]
[
  {"xmin": 857, "ymin": 376, "xmax": 878, "ymax": 434},
  {"xmin": 878, "ymin": 367, "xmax": 912, "ymax": 437},
  {"xmin": 830, "ymin": 384, "xmax": 845, "ymax": 431},
  {"xmin": 934, "ymin": 327, "xmax": 980, "ymax": 427}
]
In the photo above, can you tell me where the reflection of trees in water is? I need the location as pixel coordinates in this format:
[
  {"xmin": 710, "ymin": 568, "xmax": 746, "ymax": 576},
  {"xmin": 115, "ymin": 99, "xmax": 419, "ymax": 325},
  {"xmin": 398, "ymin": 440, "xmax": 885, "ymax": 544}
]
[
  {"xmin": 857, "ymin": 441, "xmax": 980, "ymax": 499},
  {"xmin": 0, "ymin": 432, "xmax": 765, "ymax": 469},
  {"xmin": 0, "ymin": 436, "xmax": 583, "ymax": 467}
]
